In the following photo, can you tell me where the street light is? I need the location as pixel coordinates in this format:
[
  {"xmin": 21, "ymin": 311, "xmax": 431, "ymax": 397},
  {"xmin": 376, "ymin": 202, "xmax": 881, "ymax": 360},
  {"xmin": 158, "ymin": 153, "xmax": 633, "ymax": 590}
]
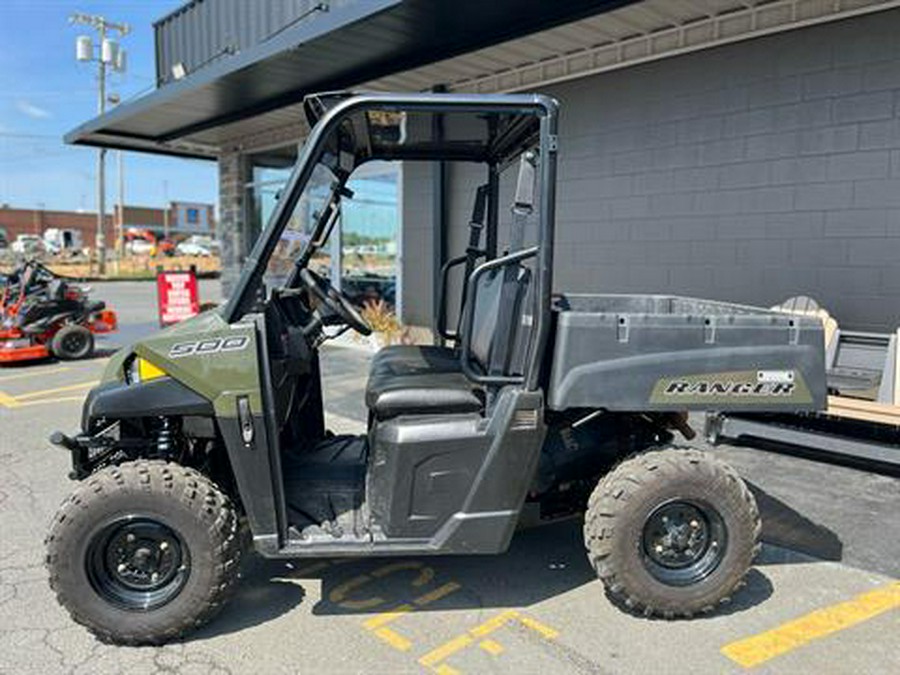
[{"xmin": 70, "ymin": 13, "xmax": 130, "ymax": 275}]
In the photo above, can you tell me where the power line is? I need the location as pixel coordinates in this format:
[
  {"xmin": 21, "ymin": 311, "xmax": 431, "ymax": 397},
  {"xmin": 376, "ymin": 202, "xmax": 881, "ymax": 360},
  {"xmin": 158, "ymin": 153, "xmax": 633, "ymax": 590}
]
[{"xmin": 0, "ymin": 133, "xmax": 62, "ymax": 139}]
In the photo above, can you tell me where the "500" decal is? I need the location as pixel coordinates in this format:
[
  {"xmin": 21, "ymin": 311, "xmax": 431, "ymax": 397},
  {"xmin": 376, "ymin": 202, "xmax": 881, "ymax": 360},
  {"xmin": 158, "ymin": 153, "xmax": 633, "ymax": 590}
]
[{"xmin": 168, "ymin": 335, "xmax": 250, "ymax": 358}]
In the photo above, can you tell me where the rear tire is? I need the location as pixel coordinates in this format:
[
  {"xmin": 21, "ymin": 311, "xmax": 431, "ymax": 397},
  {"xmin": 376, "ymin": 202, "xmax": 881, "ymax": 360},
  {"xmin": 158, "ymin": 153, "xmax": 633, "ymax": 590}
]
[
  {"xmin": 46, "ymin": 460, "xmax": 243, "ymax": 645},
  {"xmin": 584, "ymin": 446, "xmax": 760, "ymax": 618},
  {"xmin": 51, "ymin": 324, "xmax": 94, "ymax": 360}
]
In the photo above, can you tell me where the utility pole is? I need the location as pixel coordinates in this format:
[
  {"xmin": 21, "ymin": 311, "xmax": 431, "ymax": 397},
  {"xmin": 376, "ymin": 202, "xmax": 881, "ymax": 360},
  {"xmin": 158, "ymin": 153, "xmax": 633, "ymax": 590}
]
[
  {"xmin": 71, "ymin": 13, "xmax": 130, "ymax": 275},
  {"xmin": 118, "ymin": 150, "xmax": 125, "ymax": 256},
  {"xmin": 163, "ymin": 180, "xmax": 170, "ymax": 240}
]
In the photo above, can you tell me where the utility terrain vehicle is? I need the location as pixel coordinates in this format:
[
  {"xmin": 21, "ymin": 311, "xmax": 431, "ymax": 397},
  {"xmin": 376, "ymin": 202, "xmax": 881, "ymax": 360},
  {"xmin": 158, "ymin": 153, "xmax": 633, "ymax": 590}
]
[{"xmin": 46, "ymin": 92, "xmax": 826, "ymax": 645}]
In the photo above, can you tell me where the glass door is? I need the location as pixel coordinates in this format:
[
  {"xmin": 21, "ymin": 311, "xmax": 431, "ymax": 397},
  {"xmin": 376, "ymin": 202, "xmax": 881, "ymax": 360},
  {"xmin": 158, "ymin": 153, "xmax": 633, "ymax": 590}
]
[{"xmin": 340, "ymin": 161, "xmax": 400, "ymax": 312}]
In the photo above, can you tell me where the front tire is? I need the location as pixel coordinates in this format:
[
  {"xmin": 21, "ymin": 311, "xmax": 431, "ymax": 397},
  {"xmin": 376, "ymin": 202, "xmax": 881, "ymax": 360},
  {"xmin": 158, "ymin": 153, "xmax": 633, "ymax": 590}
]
[
  {"xmin": 46, "ymin": 460, "xmax": 242, "ymax": 645},
  {"xmin": 584, "ymin": 446, "xmax": 760, "ymax": 618}
]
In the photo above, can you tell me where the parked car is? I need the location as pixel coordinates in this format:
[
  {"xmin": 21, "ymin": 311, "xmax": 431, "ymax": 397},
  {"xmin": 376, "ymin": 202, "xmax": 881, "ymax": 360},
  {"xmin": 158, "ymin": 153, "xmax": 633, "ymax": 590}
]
[
  {"xmin": 11, "ymin": 234, "xmax": 45, "ymax": 254},
  {"xmin": 0, "ymin": 227, "xmax": 8, "ymax": 249},
  {"xmin": 126, "ymin": 239, "xmax": 154, "ymax": 256},
  {"xmin": 178, "ymin": 235, "xmax": 219, "ymax": 256},
  {"xmin": 176, "ymin": 241, "xmax": 212, "ymax": 256}
]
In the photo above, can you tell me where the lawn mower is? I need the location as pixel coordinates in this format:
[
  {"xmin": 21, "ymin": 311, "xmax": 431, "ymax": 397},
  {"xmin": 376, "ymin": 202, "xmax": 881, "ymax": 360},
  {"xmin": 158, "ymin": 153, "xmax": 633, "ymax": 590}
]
[{"xmin": 0, "ymin": 259, "xmax": 117, "ymax": 364}]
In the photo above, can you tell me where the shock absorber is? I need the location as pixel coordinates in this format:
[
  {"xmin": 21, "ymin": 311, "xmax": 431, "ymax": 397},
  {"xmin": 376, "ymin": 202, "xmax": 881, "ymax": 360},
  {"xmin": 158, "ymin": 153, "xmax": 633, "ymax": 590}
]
[{"xmin": 154, "ymin": 417, "xmax": 176, "ymax": 459}]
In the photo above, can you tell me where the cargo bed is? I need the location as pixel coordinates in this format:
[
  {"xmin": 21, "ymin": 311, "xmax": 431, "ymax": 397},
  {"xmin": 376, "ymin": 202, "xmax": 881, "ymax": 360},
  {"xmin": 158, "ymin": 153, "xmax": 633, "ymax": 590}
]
[{"xmin": 548, "ymin": 294, "xmax": 827, "ymax": 412}]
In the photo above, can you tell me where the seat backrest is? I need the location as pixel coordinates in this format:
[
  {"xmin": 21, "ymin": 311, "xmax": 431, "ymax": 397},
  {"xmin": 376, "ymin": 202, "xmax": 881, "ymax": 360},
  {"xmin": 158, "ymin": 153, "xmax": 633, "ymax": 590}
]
[{"xmin": 467, "ymin": 262, "xmax": 533, "ymax": 377}]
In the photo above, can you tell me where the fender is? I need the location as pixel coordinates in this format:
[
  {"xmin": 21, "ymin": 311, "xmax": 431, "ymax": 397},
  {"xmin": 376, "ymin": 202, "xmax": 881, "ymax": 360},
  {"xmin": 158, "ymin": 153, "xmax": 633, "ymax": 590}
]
[{"xmin": 82, "ymin": 377, "xmax": 214, "ymax": 431}]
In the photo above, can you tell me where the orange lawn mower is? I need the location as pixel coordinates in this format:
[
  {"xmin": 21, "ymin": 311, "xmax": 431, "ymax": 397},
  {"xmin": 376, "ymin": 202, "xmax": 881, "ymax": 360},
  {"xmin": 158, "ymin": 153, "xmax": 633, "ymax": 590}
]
[{"xmin": 0, "ymin": 260, "xmax": 117, "ymax": 364}]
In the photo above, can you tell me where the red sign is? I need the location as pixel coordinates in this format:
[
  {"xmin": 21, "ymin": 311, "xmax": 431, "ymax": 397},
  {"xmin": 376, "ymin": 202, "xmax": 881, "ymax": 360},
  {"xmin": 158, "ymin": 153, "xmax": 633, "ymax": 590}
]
[{"xmin": 157, "ymin": 269, "xmax": 200, "ymax": 326}]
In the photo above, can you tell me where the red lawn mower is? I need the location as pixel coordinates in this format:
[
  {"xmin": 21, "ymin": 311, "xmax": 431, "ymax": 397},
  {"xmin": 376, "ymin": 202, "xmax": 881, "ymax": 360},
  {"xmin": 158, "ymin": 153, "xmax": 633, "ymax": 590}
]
[{"xmin": 0, "ymin": 260, "xmax": 117, "ymax": 364}]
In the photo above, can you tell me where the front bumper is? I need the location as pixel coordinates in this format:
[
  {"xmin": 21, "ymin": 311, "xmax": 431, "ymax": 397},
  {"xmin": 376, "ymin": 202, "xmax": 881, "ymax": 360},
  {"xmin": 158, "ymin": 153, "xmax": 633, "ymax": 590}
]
[{"xmin": 49, "ymin": 428, "xmax": 117, "ymax": 480}]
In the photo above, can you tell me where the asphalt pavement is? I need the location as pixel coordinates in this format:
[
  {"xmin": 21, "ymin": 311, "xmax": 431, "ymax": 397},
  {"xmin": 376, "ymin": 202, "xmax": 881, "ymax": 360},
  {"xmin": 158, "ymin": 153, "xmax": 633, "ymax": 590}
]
[{"xmin": 0, "ymin": 280, "xmax": 897, "ymax": 675}]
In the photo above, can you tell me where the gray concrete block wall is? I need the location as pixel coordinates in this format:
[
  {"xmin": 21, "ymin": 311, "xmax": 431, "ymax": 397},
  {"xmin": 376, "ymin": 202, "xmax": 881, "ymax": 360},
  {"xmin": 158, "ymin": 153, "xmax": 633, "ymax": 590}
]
[
  {"xmin": 402, "ymin": 9, "xmax": 900, "ymax": 331},
  {"xmin": 548, "ymin": 9, "xmax": 900, "ymax": 332}
]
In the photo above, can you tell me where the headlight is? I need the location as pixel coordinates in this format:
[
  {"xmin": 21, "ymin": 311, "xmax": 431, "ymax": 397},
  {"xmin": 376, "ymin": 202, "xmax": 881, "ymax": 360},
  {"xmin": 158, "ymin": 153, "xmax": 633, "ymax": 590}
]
[{"xmin": 126, "ymin": 357, "xmax": 166, "ymax": 384}]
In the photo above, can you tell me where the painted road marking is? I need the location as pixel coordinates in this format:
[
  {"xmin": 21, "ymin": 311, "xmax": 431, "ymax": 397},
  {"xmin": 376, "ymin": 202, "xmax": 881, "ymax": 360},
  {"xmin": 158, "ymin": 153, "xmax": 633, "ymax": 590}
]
[
  {"xmin": 0, "ymin": 380, "xmax": 97, "ymax": 409},
  {"xmin": 0, "ymin": 390, "xmax": 20, "ymax": 408},
  {"xmin": 330, "ymin": 560, "xmax": 441, "ymax": 611},
  {"xmin": 15, "ymin": 395, "xmax": 88, "ymax": 407},
  {"xmin": 15, "ymin": 380, "xmax": 98, "ymax": 400},
  {"xmin": 0, "ymin": 366, "xmax": 69, "ymax": 382},
  {"xmin": 479, "ymin": 639, "xmax": 504, "ymax": 656},
  {"xmin": 374, "ymin": 626, "xmax": 414, "ymax": 651},
  {"xmin": 419, "ymin": 609, "xmax": 559, "ymax": 673},
  {"xmin": 722, "ymin": 581, "xmax": 900, "ymax": 668},
  {"xmin": 360, "ymin": 578, "xmax": 462, "ymax": 653}
]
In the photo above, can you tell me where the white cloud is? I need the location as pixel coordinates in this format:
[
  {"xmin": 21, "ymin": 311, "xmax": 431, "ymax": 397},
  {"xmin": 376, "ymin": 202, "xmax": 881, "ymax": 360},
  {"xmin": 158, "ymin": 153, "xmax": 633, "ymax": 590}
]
[{"xmin": 15, "ymin": 99, "xmax": 52, "ymax": 119}]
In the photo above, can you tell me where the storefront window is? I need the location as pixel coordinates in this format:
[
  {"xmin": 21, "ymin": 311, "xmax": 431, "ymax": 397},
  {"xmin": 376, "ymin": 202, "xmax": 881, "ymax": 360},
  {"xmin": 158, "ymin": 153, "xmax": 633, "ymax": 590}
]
[
  {"xmin": 341, "ymin": 161, "xmax": 399, "ymax": 310},
  {"xmin": 247, "ymin": 149, "xmax": 400, "ymax": 309}
]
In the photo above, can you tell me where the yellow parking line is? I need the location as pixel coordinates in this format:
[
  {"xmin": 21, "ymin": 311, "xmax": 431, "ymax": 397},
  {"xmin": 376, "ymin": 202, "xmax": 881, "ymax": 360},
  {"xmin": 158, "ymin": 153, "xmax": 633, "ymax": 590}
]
[
  {"xmin": 420, "ymin": 633, "xmax": 475, "ymax": 668},
  {"xmin": 0, "ymin": 390, "xmax": 20, "ymax": 408},
  {"xmin": 518, "ymin": 615, "xmax": 560, "ymax": 640},
  {"xmin": 722, "ymin": 582, "xmax": 900, "ymax": 668},
  {"xmin": 479, "ymin": 639, "xmax": 504, "ymax": 656},
  {"xmin": 16, "ymin": 380, "xmax": 97, "ymax": 400},
  {"xmin": 470, "ymin": 610, "xmax": 518, "ymax": 638},
  {"xmin": 0, "ymin": 366, "xmax": 69, "ymax": 382},
  {"xmin": 414, "ymin": 582, "xmax": 462, "ymax": 607},
  {"xmin": 329, "ymin": 574, "xmax": 385, "ymax": 610},
  {"xmin": 373, "ymin": 627, "xmax": 413, "ymax": 652},
  {"xmin": 362, "ymin": 604, "xmax": 414, "ymax": 630},
  {"xmin": 371, "ymin": 561, "xmax": 434, "ymax": 587},
  {"xmin": 14, "ymin": 396, "xmax": 88, "ymax": 407},
  {"xmin": 434, "ymin": 665, "xmax": 460, "ymax": 675},
  {"xmin": 419, "ymin": 609, "xmax": 559, "ymax": 672}
]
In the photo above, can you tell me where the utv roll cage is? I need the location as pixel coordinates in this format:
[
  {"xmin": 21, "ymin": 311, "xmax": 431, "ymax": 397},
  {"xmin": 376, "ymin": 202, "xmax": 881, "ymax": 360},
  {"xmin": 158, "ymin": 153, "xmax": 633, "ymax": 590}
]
[{"xmin": 224, "ymin": 91, "xmax": 559, "ymax": 390}]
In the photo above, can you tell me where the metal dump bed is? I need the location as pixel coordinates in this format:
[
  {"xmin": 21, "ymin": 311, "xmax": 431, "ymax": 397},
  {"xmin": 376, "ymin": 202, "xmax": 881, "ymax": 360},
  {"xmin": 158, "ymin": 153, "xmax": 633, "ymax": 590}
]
[{"xmin": 547, "ymin": 294, "xmax": 827, "ymax": 412}]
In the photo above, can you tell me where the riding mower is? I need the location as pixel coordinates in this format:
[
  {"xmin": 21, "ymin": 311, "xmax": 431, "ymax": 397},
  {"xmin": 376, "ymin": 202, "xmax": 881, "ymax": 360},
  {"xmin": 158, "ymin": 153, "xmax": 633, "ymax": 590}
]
[
  {"xmin": 46, "ymin": 92, "xmax": 826, "ymax": 645},
  {"xmin": 0, "ymin": 259, "xmax": 117, "ymax": 364}
]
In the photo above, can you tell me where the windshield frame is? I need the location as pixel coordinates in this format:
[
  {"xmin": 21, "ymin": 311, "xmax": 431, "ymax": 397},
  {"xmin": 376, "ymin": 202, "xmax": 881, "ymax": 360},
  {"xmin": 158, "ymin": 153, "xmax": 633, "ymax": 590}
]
[{"xmin": 223, "ymin": 92, "xmax": 558, "ymax": 368}]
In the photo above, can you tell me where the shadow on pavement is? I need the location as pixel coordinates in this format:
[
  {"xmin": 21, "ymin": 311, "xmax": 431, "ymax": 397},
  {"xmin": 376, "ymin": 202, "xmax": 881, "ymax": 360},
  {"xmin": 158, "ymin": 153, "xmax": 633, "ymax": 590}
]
[
  {"xmin": 749, "ymin": 481, "xmax": 844, "ymax": 563},
  {"xmin": 193, "ymin": 517, "xmax": 774, "ymax": 636},
  {"xmin": 190, "ymin": 481, "xmax": 847, "ymax": 640},
  {"xmin": 192, "ymin": 559, "xmax": 307, "ymax": 640}
]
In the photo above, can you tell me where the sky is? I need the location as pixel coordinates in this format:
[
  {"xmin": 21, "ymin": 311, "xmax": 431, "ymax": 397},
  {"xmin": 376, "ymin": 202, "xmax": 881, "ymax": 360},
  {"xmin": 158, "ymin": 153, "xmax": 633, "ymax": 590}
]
[{"xmin": 0, "ymin": 0, "xmax": 217, "ymax": 213}]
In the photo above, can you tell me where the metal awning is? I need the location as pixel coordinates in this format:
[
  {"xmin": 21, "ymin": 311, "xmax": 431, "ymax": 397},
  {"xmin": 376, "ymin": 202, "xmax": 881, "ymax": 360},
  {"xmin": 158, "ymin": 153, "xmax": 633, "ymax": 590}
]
[{"xmin": 65, "ymin": 0, "xmax": 634, "ymax": 159}]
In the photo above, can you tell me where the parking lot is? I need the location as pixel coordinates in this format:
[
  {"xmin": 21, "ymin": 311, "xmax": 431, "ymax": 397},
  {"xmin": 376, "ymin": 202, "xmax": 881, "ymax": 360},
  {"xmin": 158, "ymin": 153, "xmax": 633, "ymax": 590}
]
[{"xmin": 0, "ymin": 281, "xmax": 897, "ymax": 675}]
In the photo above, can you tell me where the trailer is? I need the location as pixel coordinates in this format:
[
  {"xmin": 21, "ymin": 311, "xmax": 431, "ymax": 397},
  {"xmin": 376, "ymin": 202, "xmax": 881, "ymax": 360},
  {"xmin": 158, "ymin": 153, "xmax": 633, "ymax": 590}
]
[{"xmin": 708, "ymin": 301, "xmax": 898, "ymax": 471}]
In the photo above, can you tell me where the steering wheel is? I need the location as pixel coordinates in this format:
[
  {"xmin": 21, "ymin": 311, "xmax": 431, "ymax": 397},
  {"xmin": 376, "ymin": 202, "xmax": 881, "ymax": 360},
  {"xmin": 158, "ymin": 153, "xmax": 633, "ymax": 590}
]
[{"xmin": 299, "ymin": 268, "xmax": 372, "ymax": 336}]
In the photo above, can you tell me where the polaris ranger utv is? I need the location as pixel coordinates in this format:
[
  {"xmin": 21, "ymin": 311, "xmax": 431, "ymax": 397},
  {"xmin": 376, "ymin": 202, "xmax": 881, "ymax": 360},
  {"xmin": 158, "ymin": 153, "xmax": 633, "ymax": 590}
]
[{"xmin": 46, "ymin": 92, "xmax": 826, "ymax": 645}]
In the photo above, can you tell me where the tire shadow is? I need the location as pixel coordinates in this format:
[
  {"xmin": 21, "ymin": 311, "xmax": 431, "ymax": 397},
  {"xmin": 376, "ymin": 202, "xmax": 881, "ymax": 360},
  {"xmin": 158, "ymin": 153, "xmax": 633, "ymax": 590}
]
[
  {"xmin": 191, "ymin": 556, "xmax": 307, "ymax": 640},
  {"xmin": 748, "ymin": 481, "xmax": 844, "ymax": 563}
]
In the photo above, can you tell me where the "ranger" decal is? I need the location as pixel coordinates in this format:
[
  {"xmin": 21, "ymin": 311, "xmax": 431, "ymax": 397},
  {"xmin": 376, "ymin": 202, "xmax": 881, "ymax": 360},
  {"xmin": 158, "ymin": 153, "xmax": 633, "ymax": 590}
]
[{"xmin": 664, "ymin": 381, "xmax": 795, "ymax": 396}]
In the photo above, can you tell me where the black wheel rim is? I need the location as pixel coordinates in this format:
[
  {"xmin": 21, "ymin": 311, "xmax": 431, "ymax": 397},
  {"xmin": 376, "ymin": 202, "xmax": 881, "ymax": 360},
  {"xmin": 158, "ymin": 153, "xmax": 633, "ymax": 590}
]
[
  {"xmin": 62, "ymin": 331, "xmax": 86, "ymax": 354},
  {"xmin": 85, "ymin": 517, "xmax": 190, "ymax": 611},
  {"xmin": 640, "ymin": 500, "xmax": 727, "ymax": 587}
]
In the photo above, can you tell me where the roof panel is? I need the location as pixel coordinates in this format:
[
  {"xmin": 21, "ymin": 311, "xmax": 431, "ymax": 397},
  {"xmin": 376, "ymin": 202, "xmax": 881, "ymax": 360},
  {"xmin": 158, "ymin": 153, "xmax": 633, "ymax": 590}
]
[{"xmin": 67, "ymin": 0, "xmax": 638, "ymax": 155}]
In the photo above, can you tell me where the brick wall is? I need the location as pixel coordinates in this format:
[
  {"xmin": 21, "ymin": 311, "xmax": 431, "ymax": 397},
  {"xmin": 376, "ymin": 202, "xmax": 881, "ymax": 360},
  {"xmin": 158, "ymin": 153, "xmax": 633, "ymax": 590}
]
[
  {"xmin": 404, "ymin": 10, "xmax": 900, "ymax": 332},
  {"xmin": 1, "ymin": 208, "xmax": 115, "ymax": 246}
]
